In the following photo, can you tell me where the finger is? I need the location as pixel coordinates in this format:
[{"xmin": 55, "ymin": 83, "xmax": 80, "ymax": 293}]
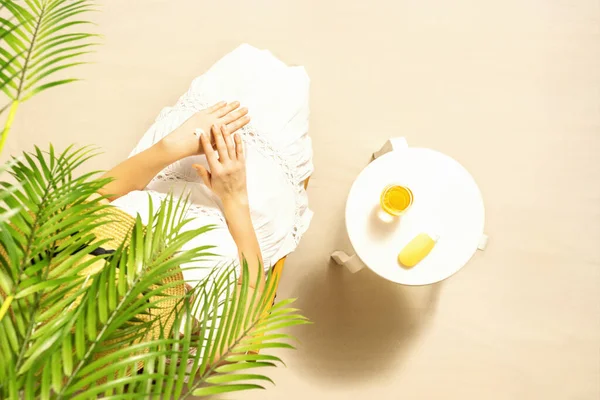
[
  {"xmin": 212, "ymin": 123, "xmax": 229, "ymax": 161},
  {"xmin": 221, "ymin": 124, "xmax": 236, "ymax": 159},
  {"xmin": 205, "ymin": 101, "xmax": 227, "ymax": 113},
  {"xmin": 192, "ymin": 164, "xmax": 211, "ymax": 187},
  {"xmin": 214, "ymin": 100, "xmax": 240, "ymax": 118},
  {"xmin": 220, "ymin": 106, "xmax": 248, "ymax": 125},
  {"xmin": 227, "ymin": 115, "xmax": 251, "ymax": 134},
  {"xmin": 234, "ymin": 133, "xmax": 244, "ymax": 161},
  {"xmin": 199, "ymin": 130, "xmax": 218, "ymax": 166}
]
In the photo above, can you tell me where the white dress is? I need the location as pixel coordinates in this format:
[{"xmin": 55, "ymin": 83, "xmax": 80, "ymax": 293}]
[{"xmin": 111, "ymin": 44, "xmax": 313, "ymax": 285}]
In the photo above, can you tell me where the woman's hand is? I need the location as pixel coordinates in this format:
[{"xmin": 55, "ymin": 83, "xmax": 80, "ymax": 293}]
[
  {"xmin": 194, "ymin": 123, "xmax": 264, "ymax": 294},
  {"xmin": 193, "ymin": 123, "xmax": 248, "ymax": 205},
  {"xmin": 160, "ymin": 101, "xmax": 250, "ymax": 160}
]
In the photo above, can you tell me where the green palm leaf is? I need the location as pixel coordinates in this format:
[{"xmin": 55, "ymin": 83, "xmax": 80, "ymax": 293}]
[
  {"xmin": 0, "ymin": 0, "xmax": 97, "ymax": 101},
  {"xmin": 0, "ymin": 145, "xmax": 310, "ymax": 398},
  {"xmin": 0, "ymin": 0, "xmax": 98, "ymax": 154}
]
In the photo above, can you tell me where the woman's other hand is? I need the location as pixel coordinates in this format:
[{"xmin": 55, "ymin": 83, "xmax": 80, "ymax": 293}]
[
  {"xmin": 160, "ymin": 101, "xmax": 250, "ymax": 160},
  {"xmin": 193, "ymin": 124, "xmax": 248, "ymax": 206},
  {"xmin": 194, "ymin": 124, "xmax": 264, "ymax": 295}
]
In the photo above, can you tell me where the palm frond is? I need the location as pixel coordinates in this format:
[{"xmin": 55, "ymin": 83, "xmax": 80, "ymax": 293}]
[
  {"xmin": 0, "ymin": 145, "xmax": 309, "ymax": 398},
  {"xmin": 0, "ymin": 157, "xmax": 20, "ymax": 224},
  {"xmin": 0, "ymin": 145, "xmax": 110, "ymax": 388},
  {"xmin": 0, "ymin": 0, "xmax": 98, "ymax": 102},
  {"xmin": 178, "ymin": 263, "xmax": 309, "ymax": 398},
  {"xmin": 0, "ymin": 0, "xmax": 99, "ymax": 154}
]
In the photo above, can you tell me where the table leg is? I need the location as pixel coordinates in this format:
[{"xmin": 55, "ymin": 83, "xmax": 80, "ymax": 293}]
[
  {"xmin": 372, "ymin": 137, "xmax": 408, "ymax": 159},
  {"xmin": 331, "ymin": 251, "xmax": 365, "ymax": 273}
]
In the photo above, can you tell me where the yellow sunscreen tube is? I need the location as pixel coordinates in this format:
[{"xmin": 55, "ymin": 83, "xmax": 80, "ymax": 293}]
[{"xmin": 398, "ymin": 232, "xmax": 439, "ymax": 268}]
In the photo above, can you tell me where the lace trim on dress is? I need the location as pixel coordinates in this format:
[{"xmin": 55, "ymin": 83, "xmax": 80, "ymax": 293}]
[
  {"xmin": 184, "ymin": 203, "xmax": 226, "ymax": 225},
  {"xmin": 149, "ymin": 90, "xmax": 306, "ymax": 248}
]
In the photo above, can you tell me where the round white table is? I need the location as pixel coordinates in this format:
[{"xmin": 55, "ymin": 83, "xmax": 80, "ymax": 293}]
[{"xmin": 331, "ymin": 138, "xmax": 486, "ymax": 285}]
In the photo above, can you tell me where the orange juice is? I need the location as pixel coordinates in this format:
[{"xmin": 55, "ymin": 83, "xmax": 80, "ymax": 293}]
[{"xmin": 380, "ymin": 184, "xmax": 413, "ymax": 216}]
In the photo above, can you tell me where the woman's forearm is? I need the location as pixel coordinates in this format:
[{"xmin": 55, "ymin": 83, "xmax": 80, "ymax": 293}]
[
  {"xmin": 99, "ymin": 141, "xmax": 181, "ymax": 201},
  {"xmin": 222, "ymin": 197, "xmax": 265, "ymax": 292},
  {"xmin": 98, "ymin": 102, "xmax": 250, "ymax": 201}
]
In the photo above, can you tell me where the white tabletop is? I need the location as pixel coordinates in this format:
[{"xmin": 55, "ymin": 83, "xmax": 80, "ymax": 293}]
[{"xmin": 345, "ymin": 147, "xmax": 485, "ymax": 285}]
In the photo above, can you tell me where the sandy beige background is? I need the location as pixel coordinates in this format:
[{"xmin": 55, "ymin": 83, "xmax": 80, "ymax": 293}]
[{"xmin": 4, "ymin": 0, "xmax": 600, "ymax": 399}]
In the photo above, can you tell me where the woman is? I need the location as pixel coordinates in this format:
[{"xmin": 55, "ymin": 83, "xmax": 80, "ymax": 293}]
[{"xmin": 98, "ymin": 45, "xmax": 313, "ymax": 296}]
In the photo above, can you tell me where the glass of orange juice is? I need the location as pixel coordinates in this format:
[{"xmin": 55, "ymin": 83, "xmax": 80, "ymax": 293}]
[{"xmin": 380, "ymin": 184, "xmax": 413, "ymax": 216}]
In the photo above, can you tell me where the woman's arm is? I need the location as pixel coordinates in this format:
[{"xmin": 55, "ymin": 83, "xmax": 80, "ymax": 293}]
[
  {"xmin": 193, "ymin": 124, "xmax": 264, "ymax": 291},
  {"xmin": 98, "ymin": 101, "xmax": 249, "ymax": 201},
  {"xmin": 191, "ymin": 124, "xmax": 265, "ymax": 366},
  {"xmin": 98, "ymin": 141, "xmax": 179, "ymax": 201}
]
